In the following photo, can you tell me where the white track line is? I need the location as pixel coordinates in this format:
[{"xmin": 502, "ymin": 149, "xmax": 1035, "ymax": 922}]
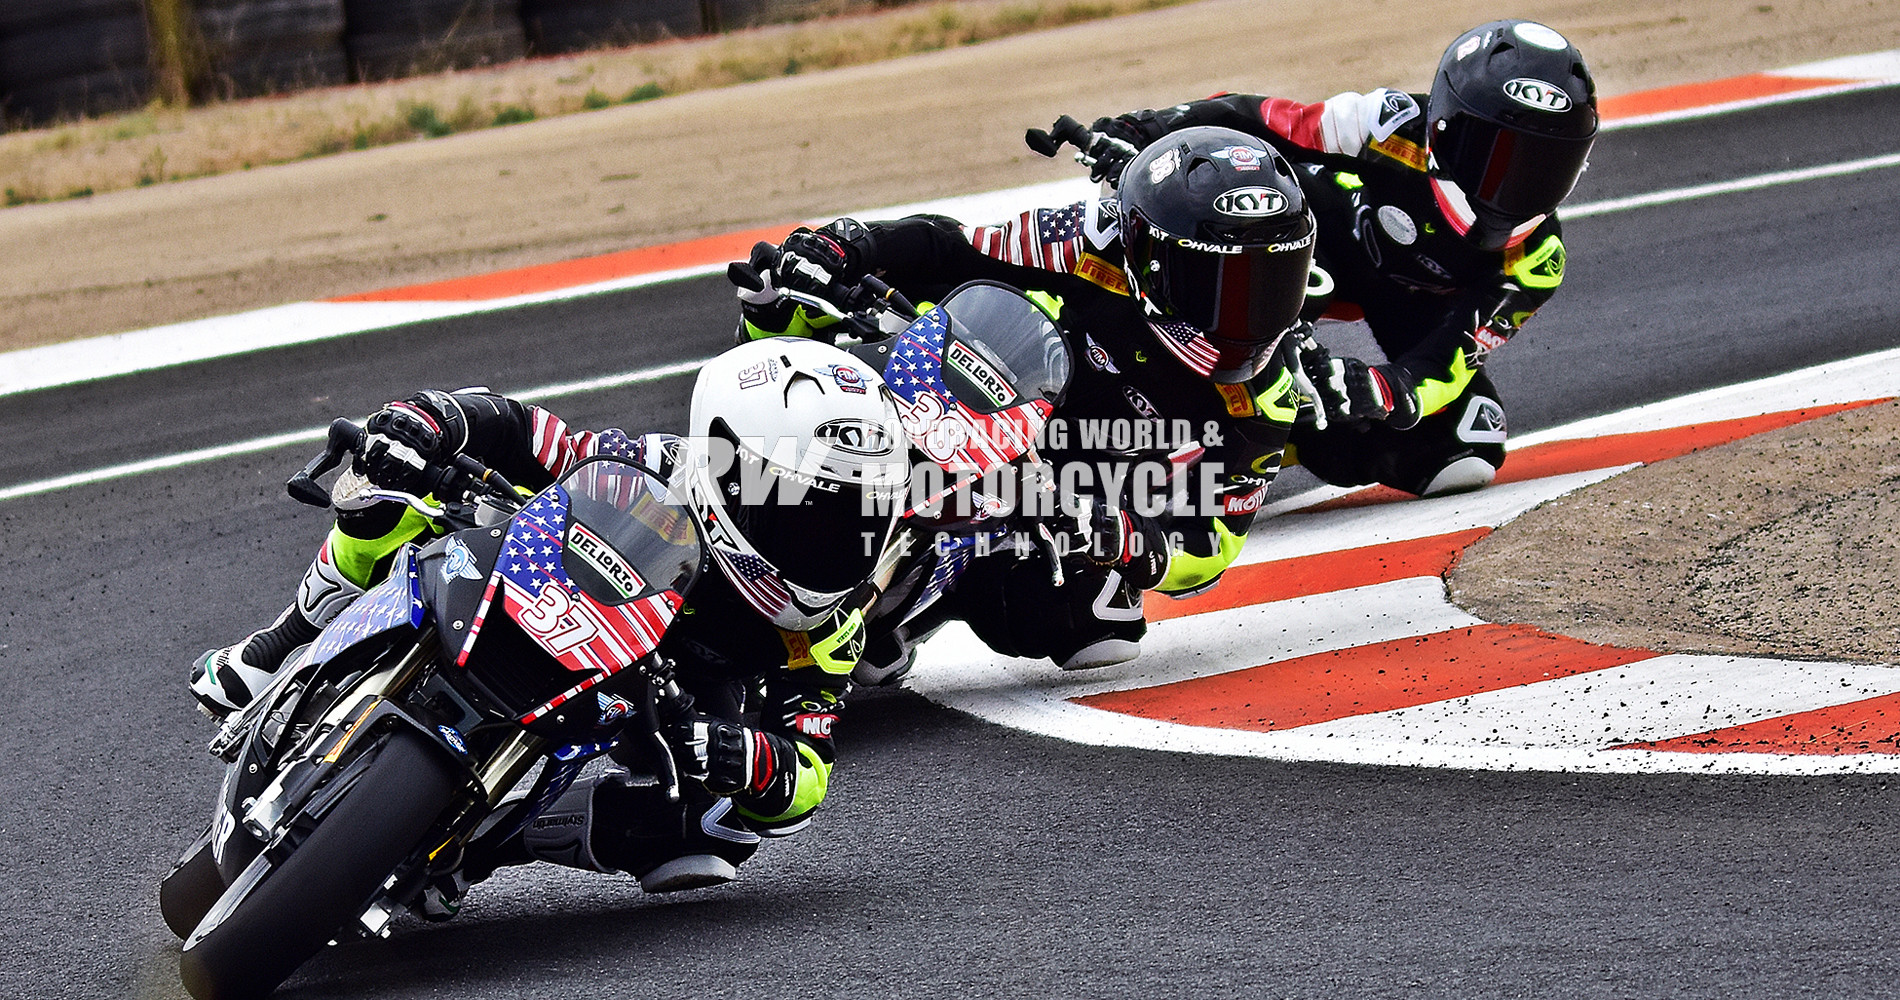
[
  {"xmin": 5, "ymin": 64, "xmax": 1900, "ymax": 398},
  {"xmin": 1565, "ymin": 150, "xmax": 1900, "ymax": 218},
  {"xmin": 0, "ymin": 356, "xmax": 712, "ymax": 503}
]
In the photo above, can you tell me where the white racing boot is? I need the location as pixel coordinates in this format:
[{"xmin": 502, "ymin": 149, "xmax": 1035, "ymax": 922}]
[{"xmin": 190, "ymin": 542, "xmax": 364, "ymax": 719}]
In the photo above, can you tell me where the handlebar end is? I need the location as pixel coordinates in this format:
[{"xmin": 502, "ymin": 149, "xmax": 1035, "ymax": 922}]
[{"xmin": 727, "ymin": 260, "xmax": 765, "ymax": 293}]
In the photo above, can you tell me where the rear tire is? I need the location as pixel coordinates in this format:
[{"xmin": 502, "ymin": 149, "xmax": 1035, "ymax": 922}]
[
  {"xmin": 159, "ymin": 827, "xmax": 225, "ymax": 940},
  {"xmin": 178, "ymin": 729, "xmax": 464, "ymax": 1000}
]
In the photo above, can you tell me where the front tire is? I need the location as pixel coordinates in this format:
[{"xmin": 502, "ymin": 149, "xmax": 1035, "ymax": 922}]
[
  {"xmin": 179, "ymin": 729, "xmax": 464, "ymax": 1000},
  {"xmin": 160, "ymin": 827, "xmax": 224, "ymax": 940}
]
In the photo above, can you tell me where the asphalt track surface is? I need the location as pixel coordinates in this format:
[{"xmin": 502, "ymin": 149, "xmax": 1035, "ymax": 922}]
[{"xmin": 2, "ymin": 86, "xmax": 1899, "ymax": 999}]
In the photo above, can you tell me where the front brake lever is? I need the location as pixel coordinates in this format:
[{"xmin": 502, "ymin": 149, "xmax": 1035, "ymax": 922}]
[{"xmin": 285, "ymin": 418, "xmax": 366, "ymax": 508}]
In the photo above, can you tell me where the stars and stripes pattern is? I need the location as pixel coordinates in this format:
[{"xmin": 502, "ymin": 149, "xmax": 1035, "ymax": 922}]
[
  {"xmin": 529, "ymin": 408, "xmax": 642, "ymax": 478},
  {"xmin": 303, "ymin": 548, "xmax": 427, "ymax": 665},
  {"xmin": 883, "ymin": 306, "xmax": 1054, "ymax": 484},
  {"xmin": 483, "ymin": 488, "xmax": 681, "ymax": 685},
  {"xmin": 966, "ymin": 202, "xmax": 1087, "ymax": 273},
  {"xmin": 1148, "ymin": 317, "xmax": 1224, "ymax": 376},
  {"xmin": 713, "ymin": 545, "xmax": 795, "ymax": 623}
]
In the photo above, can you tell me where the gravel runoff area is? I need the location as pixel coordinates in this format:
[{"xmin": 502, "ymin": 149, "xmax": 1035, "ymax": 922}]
[{"xmin": 5, "ymin": 0, "xmax": 1896, "ymax": 666}]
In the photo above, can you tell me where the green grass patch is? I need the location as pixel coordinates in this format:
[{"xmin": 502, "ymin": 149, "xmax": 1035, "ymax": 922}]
[{"xmin": 490, "ymin": 105, "xmax": 536, "ymax": 126}]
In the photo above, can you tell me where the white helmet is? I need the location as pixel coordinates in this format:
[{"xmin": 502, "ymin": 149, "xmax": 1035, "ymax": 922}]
[{"xmin": 685, "ymin": 338, "xmax": 909, "ymax": 631}]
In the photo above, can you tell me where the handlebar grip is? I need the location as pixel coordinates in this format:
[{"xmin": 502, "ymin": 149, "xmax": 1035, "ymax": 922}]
[
  {"xmin": 727, "ymin": 259, "xmax": 766, "ymax": 293},
  {"xmin": 285, "ymin": 418, "xmax": 365, "ymax": 508},
  {"xmin": 1024, "ymin": 126, "xmax": 1060, "ymax": 157},
  {"xmin": 1049, "ymin": 114, "xmax": 1092, "ymax": 148}
]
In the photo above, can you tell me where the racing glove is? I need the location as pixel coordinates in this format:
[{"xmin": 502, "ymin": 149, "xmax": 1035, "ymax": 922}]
[
  {"xmin": 1092, "ymin": 110, "xmax": 1170, "ymax": 150},
  {"xmin": 1291, "ymin": 333, "xmax": 1422, "ymax": 430},
  {"xmin": 737, "ymin": 220, "xmax": 878, "ymax": 339},
  {"xmin": 666, "ymin": 713, "xmax": 798, "ymax": 802},
  {"xmin": 1062, "ymin": 498, "xmax": 1171, "ymax": 591},
  {"xmin": 355, "ymin": 400, "xmax": 448, "ymax": 494}
]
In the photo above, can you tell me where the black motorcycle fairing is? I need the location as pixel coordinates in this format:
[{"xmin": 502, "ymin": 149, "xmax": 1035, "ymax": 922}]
[{"xmin": 413, "ymin": 527, "xmax": 507, "ymax": 668}]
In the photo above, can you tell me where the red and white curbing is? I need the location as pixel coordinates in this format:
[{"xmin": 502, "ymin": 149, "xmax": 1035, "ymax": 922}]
[
  {"xmin": 905, "ymin": 348, "xmax": 1900, "ymax": 774},
  {"xmin": 3, "ymin": 50, "xmax": 1898, "ymax": 398}
]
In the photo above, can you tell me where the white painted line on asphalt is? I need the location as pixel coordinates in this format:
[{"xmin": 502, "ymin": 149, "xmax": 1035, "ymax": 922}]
[
  {"xmin": 1240, "ymin": 469, "xmax": 1630, "ymax": 566},
  {"xmin": 910, "ymin": 577, "xmax": 1482, "ymax": 703},
  {"xmin": 0, "ymin": 355, "xmax": 713, "ymax": 503},
  {"xmin": 5, "ymin": 68, "xmax": 1897, "ymax": 399},
  {"xmin": 1564, "ymin": 150, "xmax": 1900, "ymax": 219},
  {"xmin": 1298, "ymin": 654, "xmax": 1900, "ymax": 750}
]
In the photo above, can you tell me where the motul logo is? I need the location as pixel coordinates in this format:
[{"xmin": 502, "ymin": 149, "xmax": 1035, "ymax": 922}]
[
  {"xmin": 1502, "ymin": 78, "xmax": 1572, "ymax": 112},
  {"xmin": 1211, "ymin": 187, "xmax": 1287, "ymax": 217}
]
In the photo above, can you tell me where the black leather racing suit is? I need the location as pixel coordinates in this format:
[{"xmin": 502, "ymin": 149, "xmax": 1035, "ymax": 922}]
[{"xmin": 1108, "ymin": 89, "xmax": 1568, "ymax": 494}]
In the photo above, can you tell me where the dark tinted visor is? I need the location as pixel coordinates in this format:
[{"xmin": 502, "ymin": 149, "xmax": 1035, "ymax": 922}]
[
  {"xmin": 714, "ymin": 446, "xmax": 889, "ymax": 594},
  {"xmin": 937, "ymin": 282, "xmax": 1073, "ymax": 414},
  {"xmin": 1435, "ymin": 113, "xmax": 1594, "ymax": 218},
  {"xmin": 1148, "ymin": 238, "xmax": 1311, "ymax": 376}
]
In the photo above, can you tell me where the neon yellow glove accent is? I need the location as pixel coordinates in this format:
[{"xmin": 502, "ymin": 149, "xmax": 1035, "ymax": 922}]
[
  {"xmin": 1254, "ymin": 367, "xmax": 1300, "ymax": 425},
  {"xmin": 741, "ymin": 305, "xmax": 843, "ymax": 342},
  {"xmin": 1025, "ymin": 289, "xmax": 1065, "ymax": 321},
  {"xmin": 1158, "ymin": 519, "xmax": 1245, "ymax": 594},
  {"xmin": 1332, "ymin": 171, "xmax": 1365, "ymax": 190},
  {"xmin": 328, "ymin": 507, "xmax": 433, "ymax": 589},
  {"xmin": 1507, "ymin": 235, "xmax": 1565, "ymax": 290},
  {"xmin": 1413, "ymin": 347, "xmax": 1477, "ymax": 417},
  {"xmin": 736, "ymin": 742, "xmax": 832, "ymax": 825}
]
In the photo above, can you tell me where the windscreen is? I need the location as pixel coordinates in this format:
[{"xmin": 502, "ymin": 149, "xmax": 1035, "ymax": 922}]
[
  {"xmin": 936, "ymin": 281, "xmax": 1072, "ymax": 415},
  {"xmin": 559, "ymin": 458, "xmax": 704, "ymax": 606}
]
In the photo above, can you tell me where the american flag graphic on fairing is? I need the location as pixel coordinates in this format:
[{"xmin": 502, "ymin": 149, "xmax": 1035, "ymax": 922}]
[
  {"xmin": 298, "ymin": 547, "xmax": 427, "ymax": 668},
  {"xmin": 466, "ymin": 488, "xmax": 681, "ymax": 688},
  {"xmin": 882, "ymin": 306, "xmax": 1053, "ymax": 482}
]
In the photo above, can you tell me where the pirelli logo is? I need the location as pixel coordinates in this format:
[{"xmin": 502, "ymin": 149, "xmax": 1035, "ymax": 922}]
[
  {"xmin": 1216, "ymin": 382, "xmax": 1256, "ymax": 417},
  {"xmin": 778, "ymin": 628, "xmax": 816, "ymax": 669},
  {"xmin": 1370, "ymin": 134, "xmax": 1427, "ymax": 173},
  {"xmin": 1076, "ymin": 253, "xmax": 1130, "ymax": 296}
]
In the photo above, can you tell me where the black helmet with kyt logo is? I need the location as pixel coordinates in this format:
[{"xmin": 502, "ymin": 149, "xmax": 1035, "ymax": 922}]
[
  {"xmin": 1117, "ymin": 126, "xmax": 1315, "ymax": 384},
  {"xmin": 1427, "ymin": 19, "xmax": 1597, "ymax": 251}
]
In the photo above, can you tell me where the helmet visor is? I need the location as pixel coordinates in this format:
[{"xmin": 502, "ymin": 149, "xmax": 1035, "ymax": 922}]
[
  {"xmin": 1143, "ymin": 236, "xmax": 1312, "ymax": 382},
  {"xmin": 1433, "ymin": 112, "xmax": 1593, "ymax": 220},
  {"xmin": 714, "ymin": 447, "xmax": 898, "ymax": 596}
]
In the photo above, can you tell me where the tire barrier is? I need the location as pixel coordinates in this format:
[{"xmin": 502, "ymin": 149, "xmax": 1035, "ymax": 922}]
[
  {"xmin": 0, "ymin": 0, "xmax": 884, "ymax": 124},
  {"xmin": 0, "ymin": 0, "xmax": 149, "ymax": 124},
  {"xmin": 518, "ymin": 0, "xmax": 700, "ymax": 55},
  {"xmin": 341, "ymin": 0, "xmax": 527, "ymax": 82},
  {"xmin": 195, "ymin": 0, "xmax": 348, "ymax": 98}
]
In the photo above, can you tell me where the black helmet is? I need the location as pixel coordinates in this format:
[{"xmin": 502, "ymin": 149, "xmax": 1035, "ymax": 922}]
[
  {"xmin": 1427, "ymin": 20, "xmax": 1597, "ymax": 251},
  {"xmin": 1117, "ymin": 126, "xmax": 1315, "ymax": 384}
]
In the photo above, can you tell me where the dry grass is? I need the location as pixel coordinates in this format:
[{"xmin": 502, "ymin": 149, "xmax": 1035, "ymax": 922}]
[{"xmin": 0, "ymin": 0, "xmax": 1182, "ymax": 206}]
